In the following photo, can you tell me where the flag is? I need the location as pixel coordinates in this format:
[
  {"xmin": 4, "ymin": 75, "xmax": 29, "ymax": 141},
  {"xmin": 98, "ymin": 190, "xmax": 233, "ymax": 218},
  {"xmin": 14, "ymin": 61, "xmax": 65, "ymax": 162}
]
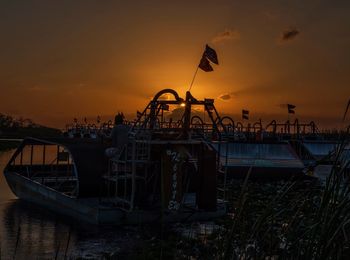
[
  {"xmin": 287, "ymin": 104, "xmax": 296, "ymax": 114},
  {"xmin": 242, "ymin": 109, "xmax": 249, "ymax": 120},
  {"xmin": 198, "ymin": 44, "xmax": 218, "ymax": 72},
  {"xmin": 162, "ymin": 104, "xmax": 170, "ymax": 111},
  {"xmin": 198, "ymin": 55, "xmax": 213, "ymax": 72},
  {"xmin": 343, "ymin": 99, "xmax": 350, "ymax": 121},
  {"xmin": 204, "ymin": 44, "xmax": 218, "ymax": 65}
]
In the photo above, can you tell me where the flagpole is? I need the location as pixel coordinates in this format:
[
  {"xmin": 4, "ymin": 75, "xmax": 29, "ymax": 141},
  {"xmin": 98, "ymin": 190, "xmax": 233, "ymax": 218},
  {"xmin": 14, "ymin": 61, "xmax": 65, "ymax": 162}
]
[
  {"xmin": 342, "ymin": 99, "xmax": 350, "ymax": 122},
  {"xmin": 188, "ymin": 66, "xmax": 199, "ymax": 92}
]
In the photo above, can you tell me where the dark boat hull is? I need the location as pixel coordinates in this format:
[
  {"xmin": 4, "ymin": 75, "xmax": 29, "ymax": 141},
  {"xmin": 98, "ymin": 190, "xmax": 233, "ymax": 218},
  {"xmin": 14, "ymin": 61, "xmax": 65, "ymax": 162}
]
[{"xmin": 4, "ymin": 171, "xmax": 226, "ymax": 224}]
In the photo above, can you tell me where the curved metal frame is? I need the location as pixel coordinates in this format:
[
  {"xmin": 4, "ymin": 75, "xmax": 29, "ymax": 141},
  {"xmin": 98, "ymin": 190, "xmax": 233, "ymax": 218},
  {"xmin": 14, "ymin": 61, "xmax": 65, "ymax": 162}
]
[{"xmin": 4, "ymin": 138, "xmax": 79, "ymax": 198}]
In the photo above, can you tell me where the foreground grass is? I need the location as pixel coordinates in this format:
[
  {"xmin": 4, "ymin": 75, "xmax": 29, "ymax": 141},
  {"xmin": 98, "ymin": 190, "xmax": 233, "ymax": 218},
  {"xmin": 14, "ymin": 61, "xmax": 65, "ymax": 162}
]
[{"xmin": 125, "ymin": 143, "xmax": 350, "ymax": 259}]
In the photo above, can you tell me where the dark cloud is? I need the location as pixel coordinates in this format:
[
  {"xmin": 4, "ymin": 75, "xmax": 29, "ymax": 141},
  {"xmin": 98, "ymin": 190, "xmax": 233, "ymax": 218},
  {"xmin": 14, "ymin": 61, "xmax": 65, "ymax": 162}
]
[
  {"xmin": 218, "ymin": 86, "xmax": 282, "ymax": 101},
  {"xmin": 280, "ymin": 28, "xmax": 300, "ymax": 42},
  {"xmin": 217, "ymin": 85, "xmax": 300, "ymax": 108},
  {"xmin": 212, "ymin": 29, "xmax": 240, "ymax": 43},
  {"xmin": 218, "ymin": 92, "xmax": 237, "ymax": 101}
]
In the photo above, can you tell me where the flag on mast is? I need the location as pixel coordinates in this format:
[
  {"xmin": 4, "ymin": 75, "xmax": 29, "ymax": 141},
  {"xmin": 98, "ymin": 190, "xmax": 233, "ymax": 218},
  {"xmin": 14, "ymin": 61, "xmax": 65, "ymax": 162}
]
[
  {"xmin": 199, "ymin": 56, "xmax": 213, "ymax": 72},
  {"xmin": 198, "ymin": 44, "xmax": 219, "ymax": 72},
  {"xmin": 204, "ymin": 44, "xmax": 218, "ymax": 64},
  {"xmin": 242, "ymin": 109, "xmax": 249, "ymax": 120},
  {"xmin": 287, "ymin": 104, "xmax": 296, "ymax": 114}
]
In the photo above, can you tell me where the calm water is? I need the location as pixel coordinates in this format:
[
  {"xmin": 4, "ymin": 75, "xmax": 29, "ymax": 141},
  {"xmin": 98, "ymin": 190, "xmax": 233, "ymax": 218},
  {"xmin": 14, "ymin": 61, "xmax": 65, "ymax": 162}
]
[{"xmin": 0, "ymin": 150, "xmax": 140, "ymax": 259}]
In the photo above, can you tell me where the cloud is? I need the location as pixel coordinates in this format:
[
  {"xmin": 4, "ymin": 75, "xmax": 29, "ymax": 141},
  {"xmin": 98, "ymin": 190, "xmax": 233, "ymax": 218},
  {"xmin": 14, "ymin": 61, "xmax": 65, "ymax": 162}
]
[
  {"xmin": 218, "ymin": 92, "xmax": 237, "ymax": 101},
  {"xmin": 212, "ymin": 29, "xmax": 240, "ymax": 44},
  {"xmin": 218, "ymin": 85, "xmax": 287, "ymax": 101},
  {"xmin": 279, "ymin": 28, "xmax": 300, "ymax": 42}
]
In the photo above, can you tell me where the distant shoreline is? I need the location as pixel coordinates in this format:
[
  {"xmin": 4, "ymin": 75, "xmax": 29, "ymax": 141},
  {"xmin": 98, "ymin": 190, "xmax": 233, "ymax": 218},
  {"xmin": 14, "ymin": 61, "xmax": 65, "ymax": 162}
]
[{"xmin": 0, "ymin": 125, "xmax": 61, "ymax": 151}]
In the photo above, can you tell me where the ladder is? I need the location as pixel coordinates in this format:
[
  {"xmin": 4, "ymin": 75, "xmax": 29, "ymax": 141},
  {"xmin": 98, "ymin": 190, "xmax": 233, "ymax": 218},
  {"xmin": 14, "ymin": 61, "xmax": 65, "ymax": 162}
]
[{"xmin": 107, "ymin": 133, "xmax": 151, "ymax": 211}]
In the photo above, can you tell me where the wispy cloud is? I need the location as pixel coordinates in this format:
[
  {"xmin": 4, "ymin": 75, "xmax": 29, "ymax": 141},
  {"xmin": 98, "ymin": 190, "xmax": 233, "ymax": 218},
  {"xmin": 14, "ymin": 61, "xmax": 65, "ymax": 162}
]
[
  {"xmin": 279, "ymin": 28, "xmax": 300, "ymax": 42},
  {"xmin": 218, "ymin": 85, "xmax": 285, "ymax": 101},
  {"xmin": 212, "ymin": 29, "xmax": 240, "ymax": 44},
  {"xmin": 218, "ymin": 92, "xmax": 237, "ymax": 101}
]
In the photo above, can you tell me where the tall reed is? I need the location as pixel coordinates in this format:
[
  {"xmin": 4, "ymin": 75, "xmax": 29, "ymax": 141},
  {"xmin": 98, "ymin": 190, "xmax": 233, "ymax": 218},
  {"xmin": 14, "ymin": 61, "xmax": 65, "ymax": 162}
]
[{"xmin": 221, "ymin": 135, "xmax": 350, "ymax": 259}]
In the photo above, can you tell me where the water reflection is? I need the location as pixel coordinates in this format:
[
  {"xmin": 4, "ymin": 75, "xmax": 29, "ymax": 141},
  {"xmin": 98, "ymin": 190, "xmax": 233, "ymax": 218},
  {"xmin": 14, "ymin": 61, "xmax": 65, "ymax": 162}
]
[
  {"xmin": 0, "ymin": 150, "xmax": 16, "ymax": 201},
  {"xmin": 1, "ymin": 200, "xmax": 142, "ymax": 259},
  {"xmin": 0, "ymin": 151, "xmax": 139, "ymax": 259},
  {"xmin": 1, "ymin": 200, "xmax": 69, "ymax": 259}
]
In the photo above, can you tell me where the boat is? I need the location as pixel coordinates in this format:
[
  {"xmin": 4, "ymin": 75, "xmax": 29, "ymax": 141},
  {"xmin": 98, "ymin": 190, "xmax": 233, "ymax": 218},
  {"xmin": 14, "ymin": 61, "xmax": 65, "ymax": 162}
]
[
  {"xmin": 4, "ymin": 88, "xmax": 346, "ymax": 224},
  {"xmin": 3, "ymin": 89, "xmax": 228, "ymax": 224}
]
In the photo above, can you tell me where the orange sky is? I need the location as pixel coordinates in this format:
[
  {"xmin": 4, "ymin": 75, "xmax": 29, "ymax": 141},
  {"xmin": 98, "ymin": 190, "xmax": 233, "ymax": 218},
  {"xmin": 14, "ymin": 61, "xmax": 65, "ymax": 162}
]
[{"xmin": 0, "ymin": 1, "xmax": 349, "ymax": 129}]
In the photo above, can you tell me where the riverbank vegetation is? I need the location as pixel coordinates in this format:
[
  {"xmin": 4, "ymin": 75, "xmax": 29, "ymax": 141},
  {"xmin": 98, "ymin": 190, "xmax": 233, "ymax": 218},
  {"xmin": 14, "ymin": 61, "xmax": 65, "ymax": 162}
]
[{"xmin": 0, "ymin": 113, "xmax": 61, "ymax": 139}]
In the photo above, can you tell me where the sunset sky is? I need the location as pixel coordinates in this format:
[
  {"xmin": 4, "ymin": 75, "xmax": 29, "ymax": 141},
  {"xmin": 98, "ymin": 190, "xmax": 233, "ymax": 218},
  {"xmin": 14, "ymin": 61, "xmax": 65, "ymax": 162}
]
[{"xmin": 0, "ymin": 1, "xmax": 349, "ymax": 128}]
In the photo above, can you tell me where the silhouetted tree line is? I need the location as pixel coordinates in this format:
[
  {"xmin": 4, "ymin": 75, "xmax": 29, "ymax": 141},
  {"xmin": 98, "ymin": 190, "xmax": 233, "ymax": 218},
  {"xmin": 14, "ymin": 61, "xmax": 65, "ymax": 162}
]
[
  {"xmin": 0, "ymin": 113, "xmax": 36, "ymax": 130},
  {"xmin": 0, "ymin": 113, "xmax": 61, "ymax": 138}
]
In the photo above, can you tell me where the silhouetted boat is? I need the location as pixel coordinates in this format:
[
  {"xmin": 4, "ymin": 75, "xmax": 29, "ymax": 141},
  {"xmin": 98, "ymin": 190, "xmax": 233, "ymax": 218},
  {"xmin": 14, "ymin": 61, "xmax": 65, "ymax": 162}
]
[
  {"xmin": 3, "ymin": 89, "xmax": 228, "ymax": 224},
  {"xmin": 3, "ymin": 88, "xmax": 347, "ymax": 224}
]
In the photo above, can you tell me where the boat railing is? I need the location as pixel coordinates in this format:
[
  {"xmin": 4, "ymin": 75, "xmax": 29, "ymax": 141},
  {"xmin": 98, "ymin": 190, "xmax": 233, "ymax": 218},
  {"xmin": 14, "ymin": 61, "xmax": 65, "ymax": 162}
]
[{"xmin": 6, "ymin": 140, "xmax": 79, "ymax": 197}]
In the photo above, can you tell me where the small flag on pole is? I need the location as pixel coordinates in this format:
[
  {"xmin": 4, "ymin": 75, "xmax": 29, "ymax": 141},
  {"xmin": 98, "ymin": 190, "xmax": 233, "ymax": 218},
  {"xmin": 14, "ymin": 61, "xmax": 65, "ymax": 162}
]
[
  {"xmin": 189, "ymin": 44, "xmax": 219, "ymax": 91},
  {"xmin": 198, "ymin": 44, "xmax": 218, "ymax": 72},
  {"xmin": 287, "ymin": 104, "xmax": 296, "ymax": 114},
  {"xmin": 242, "ymin": 109, "xmax": 249, "ymax": 120},
  {"xmin": 203, "ymin": 44, "xmax": 218, "ymax": 64},
  {"xmin": 161, "ymin": 104, "xmax": 170, "ymax": 111},
  {"xmin": 199, "ymin": 56, "xmax": 213, "ymax": 72}
]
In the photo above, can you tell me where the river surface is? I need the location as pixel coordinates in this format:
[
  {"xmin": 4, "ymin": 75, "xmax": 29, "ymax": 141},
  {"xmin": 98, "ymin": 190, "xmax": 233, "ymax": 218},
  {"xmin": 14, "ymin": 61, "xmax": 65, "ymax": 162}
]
[{"xmin": 0, "ymin": 150, "xmax": 140, "ymax": 259}]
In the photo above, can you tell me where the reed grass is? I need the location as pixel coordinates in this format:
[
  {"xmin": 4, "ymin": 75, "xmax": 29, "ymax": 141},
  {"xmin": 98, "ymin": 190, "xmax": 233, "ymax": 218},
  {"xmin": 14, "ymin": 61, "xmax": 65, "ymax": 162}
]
[
  {"xmin": 64, "ymin": 226, "xmax": 72, "ymax": 260},
  {"xmin": 125, "ymin": 163, "xmax": 349, "ymax": 258},
  {"xmin": 218, "ymin": 135, "xmax": 350, "ymax": 259},
  {"xmin": 130, "ymin": 133, "xmax": 350, "ymax": 259},
  {"xmin": 13, "ymin": 224, "xmax": 21, "ymax": 260}
]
